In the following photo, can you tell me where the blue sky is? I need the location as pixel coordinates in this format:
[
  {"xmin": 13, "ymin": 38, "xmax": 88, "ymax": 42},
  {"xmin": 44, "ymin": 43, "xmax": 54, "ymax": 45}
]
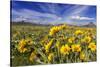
[{"xmin": 11, "ymin": 1, "xmax": 96, "ymax": 25}]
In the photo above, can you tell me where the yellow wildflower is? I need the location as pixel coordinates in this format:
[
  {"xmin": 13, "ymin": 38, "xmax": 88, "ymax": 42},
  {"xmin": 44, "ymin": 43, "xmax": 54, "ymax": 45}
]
[
  {"xmin": 56, "ymin": 40, "xmax": 60, "ymax": 48},
  {"xmin": 68, "ymin": 37, "xmax": 75, "ymax": 43},
  {"xmin": 45, "ymin": 39, "xmax": 54, "ymax": 53},
  {"xmin": 49, "ymin": 24, "xmax": 66, "ymax": 36},
  {"xmin": 60, "ymin": 44, "xmax": 70, "ymax": 55},
  {"xmin": 18, "ymin": 47, "xmax": 27, "ymax": 53},
  {"xmin": 49, "ymin": 26, "xmax": 60, "ymax": 36},
  {"xmin": 80, "ymin": 52, "xmax": 85, "ymax": 60},
  {"xmin": 75, "ymin": 30, "xmax": 83, "ymax": 35},
  {"xmin": 84, "ymin": 36, "xmax": 92, "ymax": 43},
  {"xmin": 48, "ymin": 53, "xmax": 54, "ymax": 62},
  {"xmin": 45, "ymin": 45, "xmax": 50, "ymax": 53},
  {"xmin": 29, "ymin": 51, "xmax": 36, "ymax": 62},
  {"xmin": 88, "ymin": 42, "xmax": 96, "ymax": 51},
  {"xmin": 18, "ymin": 39, "xmax": 27, "ymax": 53},
  {"xmin": 19, "ymin": 39, "xmax": 26, "ymax": 46},
  {"xmin": 25, "ymin": 38, "xmax": 34, "ymax": 45},
  {"xmin": 71, "ymin": 44, "xmax": 81, "ymax": 52}
]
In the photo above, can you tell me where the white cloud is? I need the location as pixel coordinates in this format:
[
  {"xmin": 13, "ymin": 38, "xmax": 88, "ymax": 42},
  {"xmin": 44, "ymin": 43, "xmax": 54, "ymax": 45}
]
[
  {"xmin": 12, "ymin": 9, "xmax": 61, "ymax": 23},
  {"xmin": 70, "ymin": 15, "xmax": 94, "ymax": 20},
  {"xmin": 70, "ymin": 6, "xmax": 89, "ymax": 15},
  {"xmin": 63, "ymin": 6, "xmax": 89, "ymax": 17},
  {"xmin": 61, "ymin": 6, "xmax": 91, "ymax": 24}
]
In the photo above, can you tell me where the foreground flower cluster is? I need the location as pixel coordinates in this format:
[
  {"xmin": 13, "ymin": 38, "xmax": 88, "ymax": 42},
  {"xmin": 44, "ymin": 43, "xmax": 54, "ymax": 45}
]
[{"xmin": 11, "ymin": 24, "xmax": 96, "ymax": 66}]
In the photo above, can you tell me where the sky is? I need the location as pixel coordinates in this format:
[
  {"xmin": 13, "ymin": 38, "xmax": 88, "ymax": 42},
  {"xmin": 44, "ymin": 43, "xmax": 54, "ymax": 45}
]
[{"xmin": 11, "ymin": 0, "xmax": 96, "ymax": 25}]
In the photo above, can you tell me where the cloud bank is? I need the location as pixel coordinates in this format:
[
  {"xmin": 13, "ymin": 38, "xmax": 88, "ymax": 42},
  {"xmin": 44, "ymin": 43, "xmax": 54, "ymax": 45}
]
[{"xmin": 70, "ymin": 16, "xmax": 94, "ymax": 20}]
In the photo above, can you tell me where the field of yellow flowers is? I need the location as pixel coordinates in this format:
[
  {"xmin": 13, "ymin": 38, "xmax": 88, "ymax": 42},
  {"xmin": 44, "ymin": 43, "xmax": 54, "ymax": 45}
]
[{"xmin": 11, "ymin": 24, "xmax": 96, "ymax": 66}]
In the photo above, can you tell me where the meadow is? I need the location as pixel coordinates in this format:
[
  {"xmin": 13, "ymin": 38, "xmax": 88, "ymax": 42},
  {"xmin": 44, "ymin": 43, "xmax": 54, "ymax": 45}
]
[{"xmin": 11, "ymin": 23, "xmax": 96, "ymax": 66}]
